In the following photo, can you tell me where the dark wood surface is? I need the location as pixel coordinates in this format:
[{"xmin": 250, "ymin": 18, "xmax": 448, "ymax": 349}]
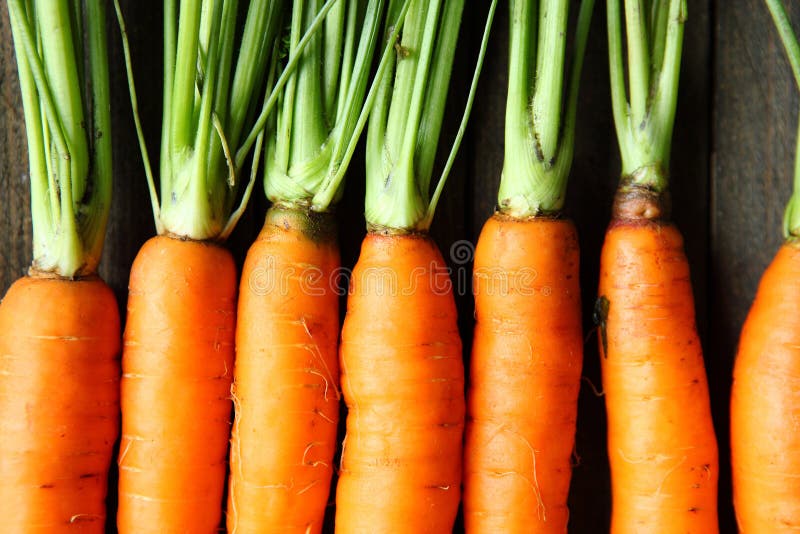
[{"xmin": 0, "ymin": 1, "xmax": 792, "ymax": 532}]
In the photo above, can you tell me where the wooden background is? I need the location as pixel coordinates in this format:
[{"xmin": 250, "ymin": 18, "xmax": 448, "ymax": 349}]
[{"xmin": 0, "ymin": 1, "xmax": 792, "ymax": 532}]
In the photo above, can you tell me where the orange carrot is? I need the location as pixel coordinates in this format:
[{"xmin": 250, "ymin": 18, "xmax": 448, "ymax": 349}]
[
  {"xmin": 3, "ymin": 1, "xmax": 118, "ymax": 530},
  {"xmin": 731, "ymin": 243, "xmax": 800, "ymax": 531},
  {"xmin": 227, "ymin": 207, "xmax": 340, "ymax": 533},
  {"xmin": 461, "ymin": 0, "xmax": 592, "ymax": 527},
  {"xmin": 0, "ymin": 276, "xmax": 120, "ymax": 532},
  {"xmin": 335, "ymin": 233, "xmax": 464, "ymax": 532},
  {"xmin": 598, "ymin": 195, "xmax": 719, "ymax": 533},
  {"xmin": 117, "ymin": 235, "xmax": 236, "ymax": 532},
  {"xmin": 464, "ymin": 215, "xmax": 582, "ymax": 532},
  {"xmin": 600, "ymin": 1, "xmax": 718, "ymax": 530}
]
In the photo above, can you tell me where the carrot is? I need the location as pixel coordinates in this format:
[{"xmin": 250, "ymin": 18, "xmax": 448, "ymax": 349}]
[
  {"xmin": 334, "ymin": 1, "xmax": 496, "ymax": 530},
  {"xmin": 599, "ymin": 0, "xmax": 719, "ymax": 531},
  {"xmin": 112, "ymin": 1, "xmax": 296, "ymax": 530},
  {"xmin": 226, "ymin": 2, "xmax": 390, "ymax": 530},
  {"xmin": 464, "ymin": 217, "xmax": 583, "ymax": 532},
  {"xmin": 2, "ymin": 1, "xmax": 119, "ymax": 530},
  {"xmin": 336, "ymin": 233, "xmax": 464, "ymax": 531},
  {"xmin": 731, "ymin": 244, "xmax": 800, "ymax": 531},
  {"xmin": 0, "ymin": 276, "xmax": 120, "ymax": 531},
  {"xmin": 462, "ymin": 1, "xmax": 593, "ymax": 530},
  {"xmin": 116, "ymin": 236, "xmax": 235, "ymax": 530},
  {"xmin": 731, "ymin": 2, "xmax": 800, "ymax": 530},
  {"xmin": 599, "ymin": 201, "xmax": 718, "ymax": 531},
  {"xmin": 228, "ymin": 208, "xmax": 340, "ymax": 532}
]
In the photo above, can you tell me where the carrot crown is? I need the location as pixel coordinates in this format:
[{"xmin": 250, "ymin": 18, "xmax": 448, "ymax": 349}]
[
  {"xmin": 607, "ymin": 0, "xmax": 686, "ymax": 192},
  {"xmin": 8, "ymin": 0, "xmax": 112, "ymax": 278},
  {"xmin": 264, "ymin": 1, "xmax": 389, "ymax": 212},
  {"xmin": 364, "ymin": 0, "xmax": 496, "ymax": 233},
  {"xmin": 499, "ymin": 0, "xmax": 594, "ymax": 218},
  {"xmin": 764, "ymin": 0, "xmax": 800, "ymax": 238}
]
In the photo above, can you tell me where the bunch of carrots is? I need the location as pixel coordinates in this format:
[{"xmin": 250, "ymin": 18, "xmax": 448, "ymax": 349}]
[{"xmin": 4, "ymin": 0, "xmax": 800, "ymax": 533}]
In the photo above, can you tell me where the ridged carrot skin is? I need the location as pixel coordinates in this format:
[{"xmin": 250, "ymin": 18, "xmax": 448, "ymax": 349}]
[
  {"xmin": 0, "ymin": 275, "xmax": 120, "ymax": 532},
  {"xmin": 464, "ymin": 214, "xmax": 582, "ymax": 533},
  {"xmin": 118, "ymin": 235, "xmax": 236, "ymax": 532},
  {"xmin": 335, "ymin": 233, "xmax": 464, "ymax": 533},
  {"xmin": 599, "ymin": 207, "xmax": 719, "ymax": 533},
  {"xmin": 731, "ymin": 242, "xmax": 800, "ymax": 532},
  {"xmin": 228, "ymin": 206, "xmax": 340, "ymax": 533}
]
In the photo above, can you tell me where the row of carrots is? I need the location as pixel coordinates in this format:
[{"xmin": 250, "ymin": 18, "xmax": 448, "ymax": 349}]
[{"xmin": 0, "ymin": 0, "xmax": 798, "ymax": 533}]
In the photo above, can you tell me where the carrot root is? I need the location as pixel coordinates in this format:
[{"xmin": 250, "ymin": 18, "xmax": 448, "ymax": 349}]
[
  {"xmin": 228, "ymin": 207, "xmax": 340, "ymax": 534},
  {"xmin": 464, "ymin": 215, "xmax": 583, "ymax": 533},
  {"xmin": 117, "ymin": 235, "xmax": 236, "ymax": 533},
  {"xmin": 0, "ymin": 275, "xmax": 120, "ymax": 532},
  {"xmin": 599, "ymin": 220, "xmax": 719, "ymax": 533},
  {"xmin": 732, "ymin": 242, "xmax": 800, "ymax": 532},
  {"xmin": 335, "ymin": 233, "xmax": 464, "ymax": 533}
]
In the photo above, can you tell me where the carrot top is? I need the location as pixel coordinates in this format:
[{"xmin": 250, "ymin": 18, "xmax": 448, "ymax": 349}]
[
  {"xmin": 499, "ymin": 0, "xmax": 594, "ymax": 217},
  {"xmin": 764, "ymin": 0, "xmax": 800, "ymax": 237},
  {"xmin": 7, "ymin": 0, "xmax": 111, "ymax": 277},
  {"xmin": 141, "ymin": 0, "xmax": 285, "ymax": 240},
  {"xmin": 364, "ymin": 0, "xmax": 496, "ymax": 232},
  {"xmin": 607, "ymin": 0, "xmax": 686, "ymax": 192},
  {"xmin": 265, "ymin": 0, "xmax": 391, "ymax": 212},
  {"xmin": 116, "ymin": 0, "xmax": 344, "ymax": 241}
]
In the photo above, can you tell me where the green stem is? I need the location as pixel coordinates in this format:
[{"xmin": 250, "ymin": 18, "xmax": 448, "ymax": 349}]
[
  {"xmin": 396, "ymin": 0, "xmax": 444, "ymax": 193},
  {"xmin": 423, "ymin": 0, "xmax": 498, "ymax": 228},
  {"xmin": 366, "ymin": 0, "xmax": 496, "ymax": 231},
  {"xmin": 81, "ymin": 0, "xmax": 113, "ymax": 266},
  {"xmin": 650, "ymin": 0, "xmax": 669, "ymax": 78},
  {"xmin": 269, "ymin": 0, "xmax": 398, "ymax": 211},
  {"xmin": 766, "ymin": 0, "xmax": 800, "ymax": 236},
  {"xmin": 36, "ymin": 1, "xmax": 89, "ymax": 207},
  {"xmin": 532, "ymin": 0, "xmax": 568, "ymax": 164},
  {"xmin": 625, "ymin": 0, "xmax": 650, "ymax": 125},
  {"xmin": 8, "ymin": 0, "xmax": 112, "ymax": 277},
  {"xmin": 333, "ymin": 0, "xmax": 358, "ymax": 122},
  {"xmin": 235, "ymin": 0, "xmax": 342, "ymax": 170},
  {"xmin": 169, "ymin": 0, "xmax": 201, "ymax": 156},
  {"xmin": 766, "ymin": 0, "xmax": 800, "ymax": 88},
  {"xmin": 366, "ymin": 0, "xmax": 444, "ymax": 230},
  {"xmin": 786, "ymin": 116, "xmax": 800, "ymax": 237},
  {"xmin": 607, "ymin": 0, "xmax": 684, "ymax": 192},
  {"xmin": 414, "ymin": 0, "xmax": 463, "ymax": 194},
  {"xmin": 499, "ymin": 0, "xmax": 537, "ymax": 216},
  {"xmin": 289, "ymin": 1, "xmax": 329, "ymax": 172},
  {"xmin": 227, "ymin": 0, "xmax": 284, "ymax": 151},
  {"xmin": 274, "ymin": 1, "xmax": 304, "ymax": 175},
  {"xmin": 561, "ymin": 0, "xmax": 596, "ymax": 164},
  {"xmin": 324, "ymin": 0, "xmax": 346, "ymax": 115},
  {"xmin": 11, "ymin": 3, "xmax": 53, "ymax": 268},
  {"xmin": 161, "ymin": 0, "xmax": 176, "ymax": 186},
  {"xmin": 313, "ymin": 0, "xmax": 411, "ymax": 210},
  {"xmin": 607, "ymin": 0, "xmax": 633, "ymax": 167},
  {"xmin": 498, "ymin": 0, "xmax": 594, "ymax": 217},
  {"xmin": 650, "ymin": 0, "xmax": 684, "ymax": 168},
  {"xmin": 10, "ymin": 1, "xmax": 80, "ymax": 272}
]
